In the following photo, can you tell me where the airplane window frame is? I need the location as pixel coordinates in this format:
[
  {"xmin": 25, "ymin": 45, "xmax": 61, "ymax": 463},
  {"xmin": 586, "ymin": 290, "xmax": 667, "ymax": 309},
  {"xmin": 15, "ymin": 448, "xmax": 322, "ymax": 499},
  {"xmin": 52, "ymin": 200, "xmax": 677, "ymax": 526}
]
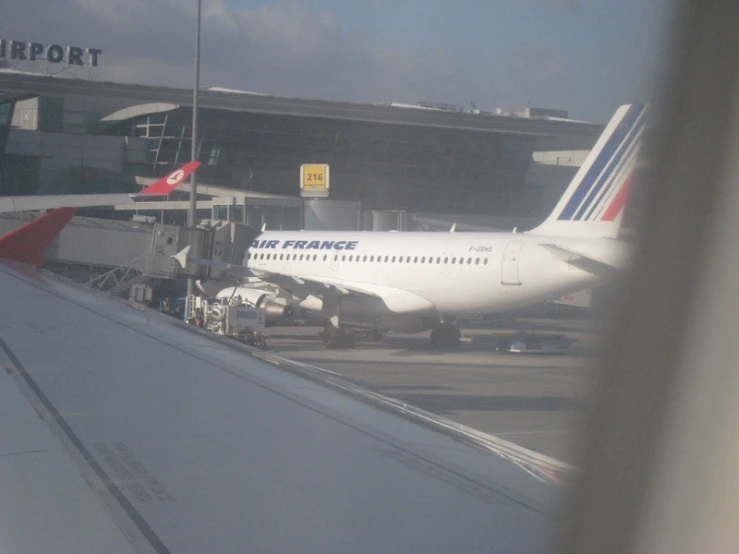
[{"xmin": 559, "ymin": 8, "xmax": 739, "ymax": 552}]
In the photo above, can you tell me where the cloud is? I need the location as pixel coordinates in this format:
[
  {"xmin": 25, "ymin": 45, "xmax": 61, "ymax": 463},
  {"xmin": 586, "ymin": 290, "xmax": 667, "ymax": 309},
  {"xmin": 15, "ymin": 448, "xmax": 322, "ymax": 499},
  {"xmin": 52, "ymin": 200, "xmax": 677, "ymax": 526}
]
[
  {"xmin": 0, "ymin": 0, "xmax": 475, "ymax": 107},
  {"xmin": 3, "ymin": 0, "xmax": 660, "ymax": 121}
]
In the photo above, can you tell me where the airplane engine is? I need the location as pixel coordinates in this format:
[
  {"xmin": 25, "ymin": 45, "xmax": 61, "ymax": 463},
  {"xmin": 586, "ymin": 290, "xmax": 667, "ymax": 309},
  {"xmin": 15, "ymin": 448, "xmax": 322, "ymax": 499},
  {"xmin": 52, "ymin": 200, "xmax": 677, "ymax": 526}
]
[{"xmin": 216, "ymin": 286, "xmax": 293, "ymax": 326}]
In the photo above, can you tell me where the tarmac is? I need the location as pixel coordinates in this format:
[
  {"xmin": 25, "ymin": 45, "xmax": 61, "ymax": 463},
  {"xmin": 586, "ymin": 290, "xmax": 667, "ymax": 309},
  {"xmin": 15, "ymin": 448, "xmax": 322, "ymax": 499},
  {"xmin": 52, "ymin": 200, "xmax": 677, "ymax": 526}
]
[{"xmin": 264, "ymin": 317, "xmax": 608, "ymax": 464}]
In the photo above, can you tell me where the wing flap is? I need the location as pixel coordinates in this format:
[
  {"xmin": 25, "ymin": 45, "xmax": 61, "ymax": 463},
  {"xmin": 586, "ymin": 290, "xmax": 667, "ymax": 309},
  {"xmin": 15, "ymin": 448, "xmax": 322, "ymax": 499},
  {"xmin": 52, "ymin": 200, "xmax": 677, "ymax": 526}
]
[
  {"xmin": 0, "ymin": 368, "xmax": 138, "ymax": 553},
  {"xmin": 0, "ymin": 262, "xmax": 556, "ymax": 552}
]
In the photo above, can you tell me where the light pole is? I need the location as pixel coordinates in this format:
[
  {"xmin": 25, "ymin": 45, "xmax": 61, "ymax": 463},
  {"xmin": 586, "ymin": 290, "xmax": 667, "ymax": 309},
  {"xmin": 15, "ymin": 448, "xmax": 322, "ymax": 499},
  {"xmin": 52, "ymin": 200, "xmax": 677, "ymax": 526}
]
[{"xmin": 187, "ymin": 0, "xmax": 202, "ymax": 298}]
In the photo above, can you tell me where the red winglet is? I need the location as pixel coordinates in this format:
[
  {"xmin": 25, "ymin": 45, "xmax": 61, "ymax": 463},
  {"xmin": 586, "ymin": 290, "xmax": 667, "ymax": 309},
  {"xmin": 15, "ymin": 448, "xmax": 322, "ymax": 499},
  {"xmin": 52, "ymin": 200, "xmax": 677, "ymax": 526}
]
[
  {"xmin": 139, "ymin": 161, "xmax": 201, "ymax": 195},
  {"xmin": 0, "ymin": 207, "xmax": 77, "ymax": 266}
]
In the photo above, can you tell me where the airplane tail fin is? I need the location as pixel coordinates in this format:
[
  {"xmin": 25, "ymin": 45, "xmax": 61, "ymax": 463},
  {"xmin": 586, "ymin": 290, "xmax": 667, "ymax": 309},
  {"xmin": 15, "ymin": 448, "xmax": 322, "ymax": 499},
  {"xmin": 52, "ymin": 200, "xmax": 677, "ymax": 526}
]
[
  {"xmin": 0, "ymin": 207, "xmax": 77, "ymax": 266},
  {"xmin": 529, "ymin": 104, "xmax": 647, "ymax": 239},
  {"xmin": 138, "ymin": 161, "xmax": 201, "ymax": 196}
]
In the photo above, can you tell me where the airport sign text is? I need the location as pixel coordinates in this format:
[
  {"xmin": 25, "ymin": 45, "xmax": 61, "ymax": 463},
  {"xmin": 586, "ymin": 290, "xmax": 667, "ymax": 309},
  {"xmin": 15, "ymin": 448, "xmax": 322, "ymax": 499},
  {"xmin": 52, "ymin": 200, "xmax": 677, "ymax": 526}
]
[
  {"xmin": 0, "ymin": 39, "xmax": 102, "ymax": 67},
  {"xmin": 251, "ymin": 239, "xmax": 358, "ymax": 250},
  {"xmin": 300, "ymin": 163, "xmax": 330, "ymax": 198}
]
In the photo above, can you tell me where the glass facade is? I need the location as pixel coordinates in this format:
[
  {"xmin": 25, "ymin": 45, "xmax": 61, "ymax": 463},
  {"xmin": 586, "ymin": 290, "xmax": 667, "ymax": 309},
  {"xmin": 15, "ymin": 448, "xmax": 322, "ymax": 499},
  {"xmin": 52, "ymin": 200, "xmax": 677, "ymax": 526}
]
[
  {"xmin": 3, "ymin": 95, "xmax": 149, "ymax": 196},
  {"xmin": 0, "ymin": 99, "xmax": 13, "ymax": 151},
  {"xmin": 213, "ymin": 204, "xmax": 228, "ymax": 221},
  {"xmin": 0, "ymin": 98, "xmax": 18, "ymax": 195},
  {"xmin": 0, "ymin": 76, "xmax": 603, "ymax": 221},
  {"xmin": 108, "ymin": 107, "xmax": 539, "ymax": 216}
]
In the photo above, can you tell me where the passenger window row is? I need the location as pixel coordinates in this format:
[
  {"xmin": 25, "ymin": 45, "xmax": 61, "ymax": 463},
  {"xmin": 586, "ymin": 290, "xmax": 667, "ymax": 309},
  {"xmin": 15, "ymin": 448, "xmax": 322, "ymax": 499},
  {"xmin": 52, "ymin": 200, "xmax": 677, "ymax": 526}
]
[{"xmin": 246, "ymin": 252, "xmax": 489, "ymax": 265}]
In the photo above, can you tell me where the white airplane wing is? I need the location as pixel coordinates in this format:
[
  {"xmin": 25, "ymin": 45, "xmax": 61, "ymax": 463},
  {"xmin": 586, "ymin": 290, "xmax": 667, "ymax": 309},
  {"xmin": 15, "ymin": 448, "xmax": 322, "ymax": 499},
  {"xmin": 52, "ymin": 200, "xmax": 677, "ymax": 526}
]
[
  {"xmin": 251, "ymin": 267, "xmax": 437, "ymax": 313},
  {"xmin": 0, "ymin": 261, "xmax": 562, "ymax": 553},
  {"xmin": 0, "ymin": 212, "xmax": 563, "ymax": 552}
]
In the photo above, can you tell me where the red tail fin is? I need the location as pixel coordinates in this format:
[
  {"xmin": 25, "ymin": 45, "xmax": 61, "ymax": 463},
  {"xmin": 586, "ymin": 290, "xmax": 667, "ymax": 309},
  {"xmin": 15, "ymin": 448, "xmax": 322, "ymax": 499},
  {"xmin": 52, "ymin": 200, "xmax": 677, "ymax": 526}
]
[
  {"xmin": 139, "ymin": 161, "xmax": 201, "ymax": 195},
  {"xmin": 0, "ymin": 208, "xmax": 77, "ymax": 266}
]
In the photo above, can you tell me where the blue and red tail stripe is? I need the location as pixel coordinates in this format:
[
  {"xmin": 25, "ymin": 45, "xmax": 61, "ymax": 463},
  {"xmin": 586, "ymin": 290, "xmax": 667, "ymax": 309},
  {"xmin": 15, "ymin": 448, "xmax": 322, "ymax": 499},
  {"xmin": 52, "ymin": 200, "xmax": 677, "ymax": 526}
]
[
  {"xmin": 577, "ymin": 114, "xmax": 645, "ymax": 221},
  {"xmin": 581, "ymin": 133, "xmax": 642, "ymax": 222},
  {"xmin": 557, "ymin": 103, "xmax": 647, "ymax": 221},
  {"xmin": 600, "ymin": 171, "xmax": 634, "ymax": 222}
]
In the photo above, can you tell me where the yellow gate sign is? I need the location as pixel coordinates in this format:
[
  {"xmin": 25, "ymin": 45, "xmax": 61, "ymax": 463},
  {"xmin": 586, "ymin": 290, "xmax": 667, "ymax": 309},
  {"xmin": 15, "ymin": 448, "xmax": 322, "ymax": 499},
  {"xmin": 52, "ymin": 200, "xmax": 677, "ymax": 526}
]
[{"xmin": 300, "ymin": 164, "xmax": 329, "ymax": 197}]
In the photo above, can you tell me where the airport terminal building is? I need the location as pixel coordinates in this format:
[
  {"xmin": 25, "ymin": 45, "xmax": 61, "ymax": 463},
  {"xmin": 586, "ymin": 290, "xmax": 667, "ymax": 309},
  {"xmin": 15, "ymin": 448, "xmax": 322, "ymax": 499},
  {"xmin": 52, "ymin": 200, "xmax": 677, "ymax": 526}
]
[{"xmin": 0, "ymin": 70, "xmax": 604, "ymax": 231}]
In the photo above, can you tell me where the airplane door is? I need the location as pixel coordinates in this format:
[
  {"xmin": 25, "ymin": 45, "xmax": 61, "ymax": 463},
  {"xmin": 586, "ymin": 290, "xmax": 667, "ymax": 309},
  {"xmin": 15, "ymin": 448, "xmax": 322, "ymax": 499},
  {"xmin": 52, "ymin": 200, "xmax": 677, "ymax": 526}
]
[{"xmin": 501, "ymin": 241, "xmax": 523, "ymax": 285}]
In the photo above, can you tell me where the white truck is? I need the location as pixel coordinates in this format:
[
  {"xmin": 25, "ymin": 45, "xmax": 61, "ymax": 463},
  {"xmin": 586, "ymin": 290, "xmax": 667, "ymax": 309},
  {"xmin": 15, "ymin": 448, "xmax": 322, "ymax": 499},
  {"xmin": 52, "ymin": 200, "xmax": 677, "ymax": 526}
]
[{"xmin": 186, "ymin": 295, "xmax": 267, "ymax": 348}]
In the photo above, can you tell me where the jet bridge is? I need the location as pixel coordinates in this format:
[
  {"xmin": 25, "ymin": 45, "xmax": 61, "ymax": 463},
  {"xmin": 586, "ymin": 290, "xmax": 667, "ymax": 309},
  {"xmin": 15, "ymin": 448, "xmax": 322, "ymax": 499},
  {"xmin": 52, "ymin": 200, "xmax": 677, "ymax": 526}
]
[{"xmin": 0, "ymin": 213, "xmax": 257, "ymax": 292}]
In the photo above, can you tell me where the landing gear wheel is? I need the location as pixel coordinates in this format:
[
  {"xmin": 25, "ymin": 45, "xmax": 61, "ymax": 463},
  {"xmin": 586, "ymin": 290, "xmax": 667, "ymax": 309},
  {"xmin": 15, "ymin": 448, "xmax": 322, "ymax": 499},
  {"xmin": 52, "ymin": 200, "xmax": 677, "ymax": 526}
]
[
  {"xmin": 322, "ymin": 327, "xmax": 356, "ymax": 349},
  {"xmin": 430, "ymin": 326, "xmax": 462, "ymax": 350}
]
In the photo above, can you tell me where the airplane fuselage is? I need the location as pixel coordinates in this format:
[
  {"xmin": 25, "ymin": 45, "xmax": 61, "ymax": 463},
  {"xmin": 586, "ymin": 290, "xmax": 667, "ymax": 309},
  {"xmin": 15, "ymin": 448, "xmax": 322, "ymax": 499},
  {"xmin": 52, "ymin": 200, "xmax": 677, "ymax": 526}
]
[{"xmin": 245, "ymin": 231, "xmax": 624, "ymax": 325}]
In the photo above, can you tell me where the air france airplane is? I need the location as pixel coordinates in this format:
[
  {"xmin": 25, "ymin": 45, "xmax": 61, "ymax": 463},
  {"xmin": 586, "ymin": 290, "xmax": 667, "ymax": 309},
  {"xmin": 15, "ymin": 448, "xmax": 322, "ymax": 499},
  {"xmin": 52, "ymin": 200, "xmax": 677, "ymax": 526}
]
[{"xmin": 180, "ymin": 104, "xmax": 646, "ymax": 348}]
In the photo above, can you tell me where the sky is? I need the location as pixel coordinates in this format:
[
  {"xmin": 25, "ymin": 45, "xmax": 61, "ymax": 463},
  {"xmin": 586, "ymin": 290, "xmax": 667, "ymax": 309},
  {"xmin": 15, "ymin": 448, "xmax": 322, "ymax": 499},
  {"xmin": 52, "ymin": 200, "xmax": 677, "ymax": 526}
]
[{"xmin": 0, "ymin": 0, "xmax": 676, "ymax": 122}]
